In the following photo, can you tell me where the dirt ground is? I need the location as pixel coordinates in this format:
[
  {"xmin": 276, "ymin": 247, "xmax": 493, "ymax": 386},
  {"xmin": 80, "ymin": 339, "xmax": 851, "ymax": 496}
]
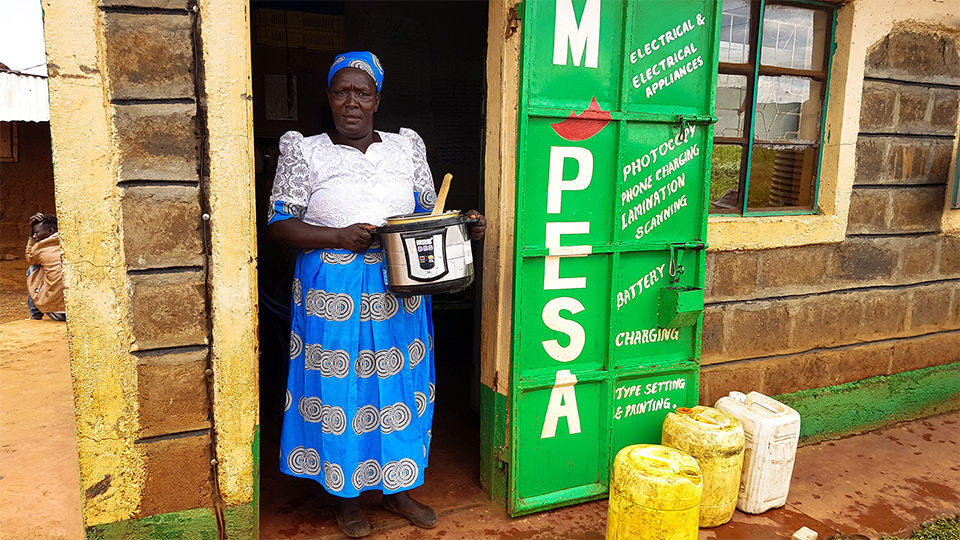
[
  {"xmin": 0, "ymin": 255, "xmax": 83, "ymax": 540},
  {"xmin": 1, "ymin": 255, "xmax": 956, "ymax": 540},
  {"xmin": 1, "ymin": 258, "xmax": 32, "ymax": 324},
  {"xmin": 0, "ymin": 318, "xmax": 83, "ymax": 540}
]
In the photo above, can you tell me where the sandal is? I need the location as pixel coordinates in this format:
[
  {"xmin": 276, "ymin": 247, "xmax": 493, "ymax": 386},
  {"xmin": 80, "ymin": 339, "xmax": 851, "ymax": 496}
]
[
  {"xmin": 335, "ymin": 498, "xmax": 371, "ymax": 538},
  {"xmin": 382, "ymin": 494, "xmax": 438, "ymax": 529},
  {"xmin": 335, "ymin": 514, "xmax": 370, "ymax": 538}
]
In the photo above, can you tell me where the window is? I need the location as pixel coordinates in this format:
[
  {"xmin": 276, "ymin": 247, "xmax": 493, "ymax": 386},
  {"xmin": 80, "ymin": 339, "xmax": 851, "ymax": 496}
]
[
  {"xmin": 953, "ymin": 143, "xmax": 960, "ymax": 210},
  {"xmin": 0, "ymin": 122, "xmax": 17, "ymax": 162},
  {"xmin": 710, "ymin": 0, "xmax": 835, "ymax": 215}
]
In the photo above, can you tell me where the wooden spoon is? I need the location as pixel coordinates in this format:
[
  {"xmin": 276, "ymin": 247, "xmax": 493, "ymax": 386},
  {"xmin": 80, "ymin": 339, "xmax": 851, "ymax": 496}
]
[{"xmin": 432, "ymin": 173, "xmax": 452, "ymax": 216}]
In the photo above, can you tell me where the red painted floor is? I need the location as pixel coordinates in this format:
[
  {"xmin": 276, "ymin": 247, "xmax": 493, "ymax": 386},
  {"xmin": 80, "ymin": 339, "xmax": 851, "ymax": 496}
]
[
  {"xmin": 259, "ymin": 406, "xmax": 959, "ymax": 540},
  {"xmin": 258, "ymin": 305, "xmax": 959, "ymax": 539},
  {"xmin": 259, "ymin": 403, "xmax": 492, "ymax": 540},
  {"xmin": 1, "ymin": 312, "xmax": 956, "ymax": 540}
]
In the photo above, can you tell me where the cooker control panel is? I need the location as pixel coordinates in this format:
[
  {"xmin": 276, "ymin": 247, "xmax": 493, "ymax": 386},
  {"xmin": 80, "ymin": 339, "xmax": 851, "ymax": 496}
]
[
  {"xmin": 415, "ymin": 237, "xmax": 436, "ymax": 270},
  {"xmin": 401, "ymin": 231, "xmax": 448, "ymax": 281}
]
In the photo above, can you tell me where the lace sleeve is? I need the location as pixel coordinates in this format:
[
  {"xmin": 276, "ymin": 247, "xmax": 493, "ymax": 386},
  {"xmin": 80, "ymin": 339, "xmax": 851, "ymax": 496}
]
[
  {"xmin": 268, "ymin": 131, "xmax": 310, "ymax": 224},
  {"xmin": 400, "ymin": 128, "xmax": 436, "ymax": 210}
]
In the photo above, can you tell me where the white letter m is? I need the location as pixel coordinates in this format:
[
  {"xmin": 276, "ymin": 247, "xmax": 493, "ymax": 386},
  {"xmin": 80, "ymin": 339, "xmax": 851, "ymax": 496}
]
[{"xmin": 553, "ymin": 0, "xmax": 601, "ymax": 68}]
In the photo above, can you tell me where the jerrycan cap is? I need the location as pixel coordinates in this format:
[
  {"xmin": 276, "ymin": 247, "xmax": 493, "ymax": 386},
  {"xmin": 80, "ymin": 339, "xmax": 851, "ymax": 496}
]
[
  {"xmin": 677, "ymin": 465, "xmax": 702, "ymax": 479},
  {"xmin": 631, "ymin": 445, "xmax": 702, "ymax": 482},
  {"xmin": 728, "ymin": 391, "xmax": 747, "ymax": 403},
  {"xmin": 674, "ymin": 405, "xmax": 731, "ymax": 428}
]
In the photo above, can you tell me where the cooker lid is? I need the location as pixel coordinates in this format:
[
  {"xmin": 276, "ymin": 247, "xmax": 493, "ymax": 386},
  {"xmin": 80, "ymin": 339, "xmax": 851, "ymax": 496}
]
[{"xmin": 378, "ymin": 211, "xmax": 471, "ymax": 233}]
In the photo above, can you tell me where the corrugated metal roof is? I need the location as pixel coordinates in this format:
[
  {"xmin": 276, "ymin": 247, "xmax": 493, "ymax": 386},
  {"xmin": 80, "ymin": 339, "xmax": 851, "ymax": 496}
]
[{"xmin": 1, "ymin": 70, "xmax": 50, "ymax": 122}]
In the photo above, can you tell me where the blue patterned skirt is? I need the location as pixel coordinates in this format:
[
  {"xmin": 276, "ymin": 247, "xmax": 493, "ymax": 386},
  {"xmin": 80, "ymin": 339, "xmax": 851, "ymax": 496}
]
[{"xmin": 279, "ymin": 246, "xmax": 434, "ymax": 497}]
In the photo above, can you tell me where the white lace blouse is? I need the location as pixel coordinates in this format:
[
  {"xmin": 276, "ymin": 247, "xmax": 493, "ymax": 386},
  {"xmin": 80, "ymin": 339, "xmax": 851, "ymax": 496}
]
[{"xmin": 268, "ymin": 128, "xmax": 437, "ymax": 228}]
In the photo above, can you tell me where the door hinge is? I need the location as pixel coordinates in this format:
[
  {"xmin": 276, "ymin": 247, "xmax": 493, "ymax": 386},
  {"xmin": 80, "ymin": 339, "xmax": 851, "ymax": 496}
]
[
  {"xmin": 506, "ymin": 2, "xmax": 523, "ymax": 39},
  {"xmin": 497, "ymin": 446, "xmax": 511, "ymax": 468}
]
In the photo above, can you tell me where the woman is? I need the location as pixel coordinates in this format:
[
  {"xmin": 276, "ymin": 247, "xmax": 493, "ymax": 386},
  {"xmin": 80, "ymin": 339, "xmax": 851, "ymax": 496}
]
[{"xmin": 268, "ymin": 51, "xmax": 486, "ymax": 538}]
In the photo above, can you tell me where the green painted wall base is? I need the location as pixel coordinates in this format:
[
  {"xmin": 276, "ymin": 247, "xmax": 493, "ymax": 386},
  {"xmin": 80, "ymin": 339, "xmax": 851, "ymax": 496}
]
[
  {"xmin": 775, "ymin": 362, "xmax": 960, "ymax": 445},
  {"xmin": 479, "ymin": 383, "xmax": 508, "ymax": 507},
  {"xmin": 87, "ymin": 426, "xmax": 260, "ymax": 540},
  {"xmin": 85, "ymin": 503, "xmax": 257, "ymax": 540},
  {"xmin": 86, "ymin": 508, "xmax": 216, "ymax": 540}
]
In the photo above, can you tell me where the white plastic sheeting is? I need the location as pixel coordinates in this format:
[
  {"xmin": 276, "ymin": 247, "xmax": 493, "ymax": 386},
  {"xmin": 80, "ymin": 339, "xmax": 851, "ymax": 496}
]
[{"xmin": 1, "ymin": 71, "xmax": 49, "ymax": 122}]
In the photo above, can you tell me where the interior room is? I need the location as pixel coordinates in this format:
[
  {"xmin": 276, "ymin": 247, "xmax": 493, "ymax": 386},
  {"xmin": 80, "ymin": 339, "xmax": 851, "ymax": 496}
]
[{"xmin": 250, "ymin": 1, "xmax": 490, "ymax": 536}]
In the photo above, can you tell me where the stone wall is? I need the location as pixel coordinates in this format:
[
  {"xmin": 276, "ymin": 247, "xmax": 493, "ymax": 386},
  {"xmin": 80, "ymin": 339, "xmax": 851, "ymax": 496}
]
[
  {"xmin": 100, "ymin": 0, "xmax": 215, "ymax": 519},
  {"xmin": 0, "ymin": 121, "xmax": 56, "ymax": 256},
  {"xmin": 43, "ymin": 0, "xmax": 225, "ymax": 528},
  {"xmin": 44, "ymin": 0, "xmax": 258, "ymax": 530},
  {"xmin": 700, "ymin": 24, "xmax": 960, "ymax": 407}
]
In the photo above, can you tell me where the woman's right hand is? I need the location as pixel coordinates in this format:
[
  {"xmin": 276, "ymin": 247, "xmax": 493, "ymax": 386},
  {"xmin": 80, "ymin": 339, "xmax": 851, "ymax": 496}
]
[
  {"xmin": 339, "ymin": 223, "xmax": 377, "ymax": 253},
  {"xmin": 270, "ymin": 219, "xmax": 378, "ymax": 252}
]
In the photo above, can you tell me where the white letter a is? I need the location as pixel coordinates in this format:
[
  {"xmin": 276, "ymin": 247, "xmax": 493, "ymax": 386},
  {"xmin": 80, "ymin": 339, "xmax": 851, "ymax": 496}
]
[{"xmin": 541, "ymin": 370, "xmax": 582, "ymax": 438}]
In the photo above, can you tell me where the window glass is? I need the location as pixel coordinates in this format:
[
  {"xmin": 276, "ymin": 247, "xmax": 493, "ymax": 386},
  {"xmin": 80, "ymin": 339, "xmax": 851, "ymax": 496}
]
[
  {"xmin": 753, "ymin": 76, "xmax": 822, "ymax": 143},
  {"xmin": 710, "ymin": 2, "xmax": 833, "ymax": 216},
  {"xmin": 719, "ymin": 0, "xmax": 752, "ymax": 64},
  {"xmin": 747, "ymin": 145, "xmax": 817, "ymax": 210},
  {"xmin": 715, "ymin": 74, "xmax": 748, "ymax": 138},
  {"xmin": 954, "ymin": 144, "xmax": 960, "ymax": 209},
  {"xmin": 760, "ymin": 5, "xmax": 828, "ymax": 71},
  {"xmin": 710, "ymin": 144, "xmax": 743, "ymax": 213}
]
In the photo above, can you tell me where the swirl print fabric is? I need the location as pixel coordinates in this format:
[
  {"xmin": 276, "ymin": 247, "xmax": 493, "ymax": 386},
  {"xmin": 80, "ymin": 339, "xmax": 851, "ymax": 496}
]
[
  {"xmin": 269, "ymin": 127, "xmax": 438, "ymax": 497},
  {"xmin": 278, "ymin": 246, "xmax": 435, "ymax": 496}
]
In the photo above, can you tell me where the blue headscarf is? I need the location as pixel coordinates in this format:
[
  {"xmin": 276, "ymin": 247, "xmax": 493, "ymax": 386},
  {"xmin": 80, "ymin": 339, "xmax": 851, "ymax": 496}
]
[{"xmin": 328, "ymin": 51, "xmax": 384, "ymax": 92}]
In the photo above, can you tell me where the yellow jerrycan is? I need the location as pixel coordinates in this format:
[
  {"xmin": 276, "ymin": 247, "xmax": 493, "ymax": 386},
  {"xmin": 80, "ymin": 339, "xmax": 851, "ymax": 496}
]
[
  {"xmin": 661, "ymin": 406, "xmax": 745, "ymax": 528},
  {"xmin": 606, "ymin": 444, "xmax": 703, "ymax": 540}
]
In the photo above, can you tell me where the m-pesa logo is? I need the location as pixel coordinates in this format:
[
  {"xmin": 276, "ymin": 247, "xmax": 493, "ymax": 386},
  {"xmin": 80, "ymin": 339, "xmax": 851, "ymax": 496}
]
[{"xmin": 551, "ymin": 97, "xmax": 612, "ymax": 141}]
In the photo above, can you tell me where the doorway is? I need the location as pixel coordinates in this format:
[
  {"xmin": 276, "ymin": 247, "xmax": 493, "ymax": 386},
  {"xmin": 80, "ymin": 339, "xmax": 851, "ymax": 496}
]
[{"xmin": 250, "ymin": 2, "xmax": 490, "ymax": 536}]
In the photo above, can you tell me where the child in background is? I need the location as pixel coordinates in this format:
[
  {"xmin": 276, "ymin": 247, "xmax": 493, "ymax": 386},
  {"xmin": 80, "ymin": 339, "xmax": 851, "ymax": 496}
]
[{"xmin": 25, "ymin": 213, "xmax": 65, "ymax": 321}]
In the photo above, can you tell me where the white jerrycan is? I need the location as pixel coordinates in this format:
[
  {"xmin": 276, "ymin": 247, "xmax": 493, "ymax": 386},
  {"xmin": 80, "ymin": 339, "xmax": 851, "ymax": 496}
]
[{"xmin": 714, "ymin": 391, "xmax": 800, "ymax": 514}]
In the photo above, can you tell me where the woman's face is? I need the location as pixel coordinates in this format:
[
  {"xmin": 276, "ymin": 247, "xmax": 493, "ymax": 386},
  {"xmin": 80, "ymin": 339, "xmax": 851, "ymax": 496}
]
[{"xmin": 327, "ymin": 68, "xmax": 380, "ymax": 139}]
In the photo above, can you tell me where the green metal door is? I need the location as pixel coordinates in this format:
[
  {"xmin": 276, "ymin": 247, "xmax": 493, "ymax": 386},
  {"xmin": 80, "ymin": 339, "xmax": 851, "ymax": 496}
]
[{"xmin": 508, "ymin": 0, "xmax": 721, "ymax": 515}]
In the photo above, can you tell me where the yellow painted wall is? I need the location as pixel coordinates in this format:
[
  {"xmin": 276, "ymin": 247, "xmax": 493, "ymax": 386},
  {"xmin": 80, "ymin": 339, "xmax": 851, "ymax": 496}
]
[
  {"xmin": 707, "ymin": 0, "xmax": 960, "ymax": 250},
  {"xmin": 198, "ymin": 0, "xmax": 260, "ymax": 507},
  {"xmin": 481, "ymin": 0, "xmax": 522, "ymax": 396},
  {"xmin": 43, "ymin": 0, "xmax": 259, "ymax": 526},
  {"xmin": 42, "ymin": 0, "xmax": 144, "ymax": 525}
]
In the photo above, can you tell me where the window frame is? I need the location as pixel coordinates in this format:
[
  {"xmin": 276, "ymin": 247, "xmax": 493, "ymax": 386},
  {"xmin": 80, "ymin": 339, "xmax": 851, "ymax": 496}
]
[
  {"xmin": 712, "ymin": 0, "xmax": 838, "ymax": 217},
  {"xmin": 0, "ymin": 121, "xmax": 18, "ymax": 163},
  {"xmin": 952, "ymin": 141, "xmax": 960, "ymax": 210}
]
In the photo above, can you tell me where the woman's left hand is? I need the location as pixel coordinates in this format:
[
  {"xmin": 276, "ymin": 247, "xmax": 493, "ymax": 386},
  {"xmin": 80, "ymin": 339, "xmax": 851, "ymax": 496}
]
[{"xmin": 464, "ymin": 210, "xmax": 486, "ymax": 241}]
